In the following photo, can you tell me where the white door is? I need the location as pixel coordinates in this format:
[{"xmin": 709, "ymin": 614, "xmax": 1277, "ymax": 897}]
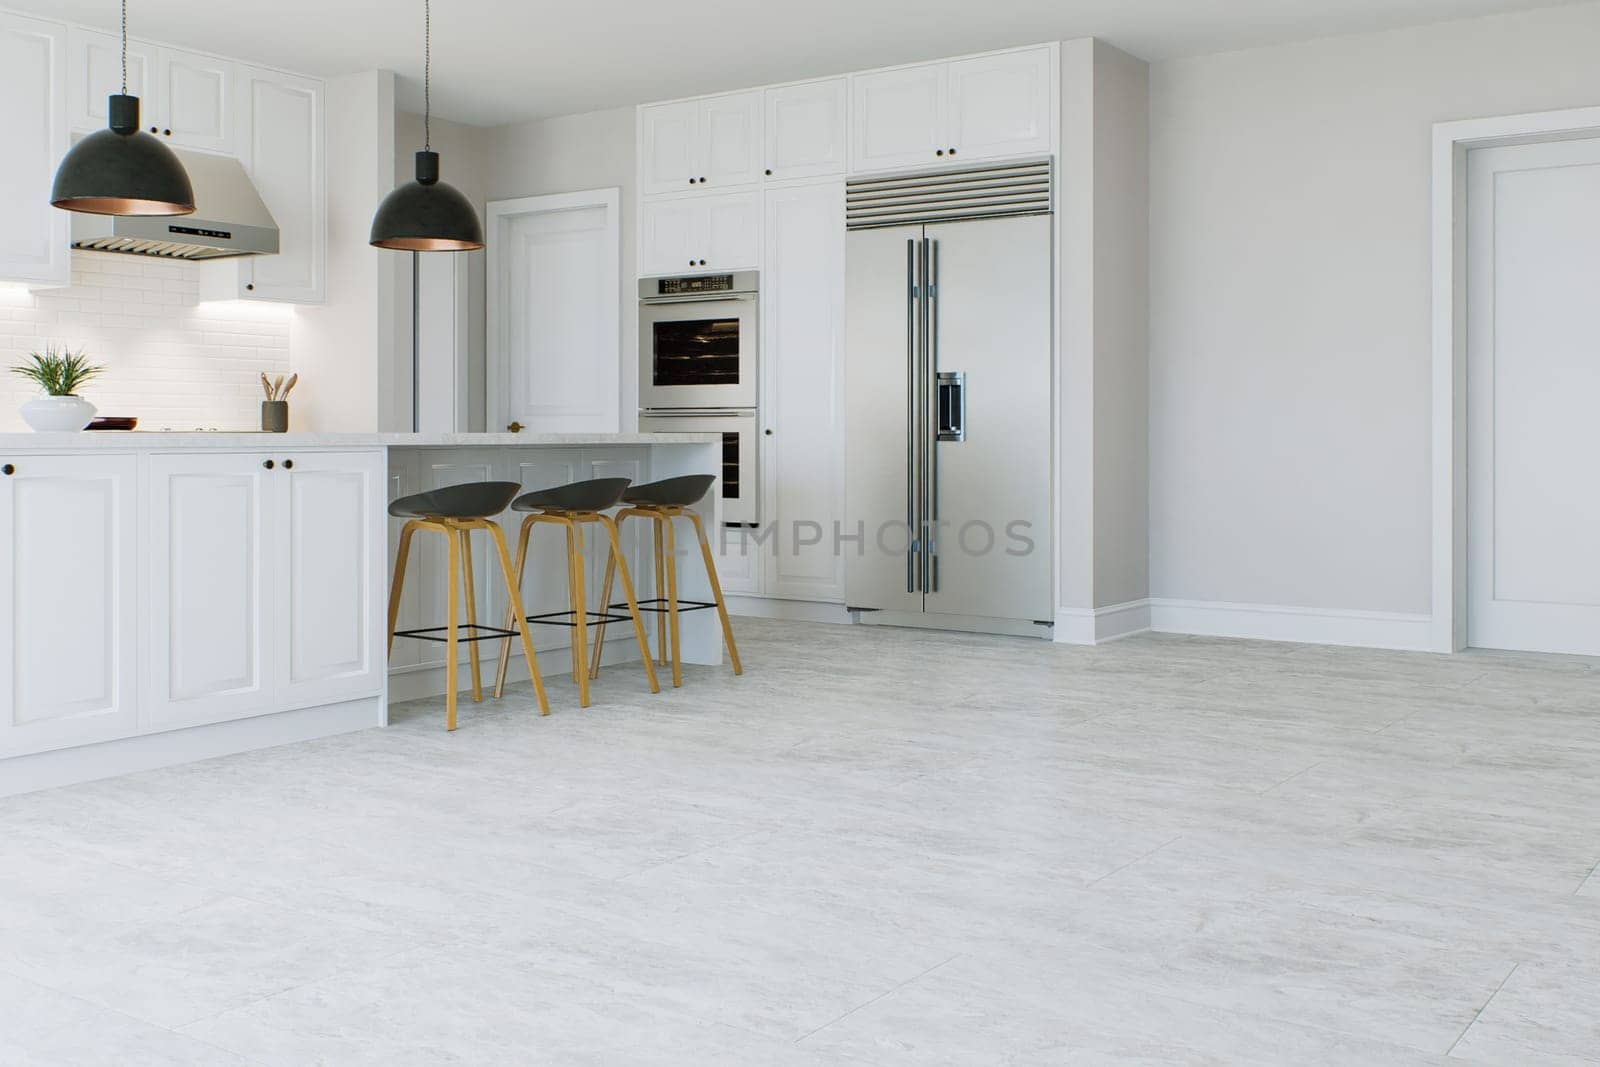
[
  {"xmin": 151, "ymin": 47, "xmax": 234, "ymax": 153},
  {"xmin": 274, "ymin": 451, "xmax": 385, "ymax": 707},
  {"xmin": 640, "ymin": 100, "xmax": 700, "ymax": 196},
  {"xmin": 145, "ymin": 453, "xmax": 275, "ymax": 729},
  {"xmin": 1467, "ymin": 137, "xmax": 1600, "ymax": 655},
  {"xmin": 66, "ymin": 27, "xmax": 153, "ymax": 132},
  {"xmin": 763, "ymin": 181, "xmax": 845, "ymax": 602},
  {"xmin": 764, "ymin": 79, "xmax": 846, "ymax": 181},
  {"xmin": 700, "ymin": 91, "xmax": 763, "ymax": 189},
  {"xmin": 703, "ymin": 192, "xmax": 761, "ymax": 271},
  {"xmin": 0, "ymin": 455, "xmax": 139, "ymax": 757},
  {"xmin": 0, "ymin": 11, "xmax": 68, "ymax": 288},
  {"xmin": 488, "ymin": 190, "xmax": 621, "ymax": 433},
  {"xmin": 640, "ymin": 196, "xmax": 700, "ymax": 276},
  {"xmin": 236, "ymin": 67, "xmax": 325, "ymax": 302},
  {"xmin": 850, "ymin": 63, "xmax": 947, "ymax": 174},
  {"xmin": 946, "ymin": 48, "xmax": 1054, "ymax": 162}
]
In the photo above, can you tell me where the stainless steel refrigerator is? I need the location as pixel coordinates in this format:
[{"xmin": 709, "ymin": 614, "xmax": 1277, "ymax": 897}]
[{"xmin": 844, "ymin": 161, "xmax": 1053, "ymax": 627}]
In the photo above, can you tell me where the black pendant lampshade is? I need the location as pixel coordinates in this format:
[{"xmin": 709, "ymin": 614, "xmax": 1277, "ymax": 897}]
[
  {"xmin": 371, "ymin": 150, "xmax": 483, "ymax": 251},
  {"xmin": 49, "ymin": 2, "xmax": 194, "ymax": 217},
  {"xmin": 371, "ymin": 0, "xmax": 483, "ymax": 251}
]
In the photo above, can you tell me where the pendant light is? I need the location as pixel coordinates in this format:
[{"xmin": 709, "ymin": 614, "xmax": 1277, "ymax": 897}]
[
  {"xmin": 50, "ymin": 0, "xmax": 195, "ymax": 216},
  {"xmin": 370, "ymin": 0, "xmax": 483, "ymax": 251}
]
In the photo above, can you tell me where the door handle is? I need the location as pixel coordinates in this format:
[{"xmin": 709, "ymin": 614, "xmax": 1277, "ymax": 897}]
[
  {"xmin": 905, "ymin": 237, "xmax": 919, "ymax": 594},
  {"xmin": 507, "ymin": 421, "xmax": 524, "ymax": 433}
]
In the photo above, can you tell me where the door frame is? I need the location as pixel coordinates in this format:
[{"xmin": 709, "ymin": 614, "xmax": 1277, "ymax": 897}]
[
  {"xmin": 485, "ymin": 188, "xmax": 621, "ymax": 434},
  {"xmin": 1430, "ymin": 104, "xmax": 1600, "ymax": 652}
]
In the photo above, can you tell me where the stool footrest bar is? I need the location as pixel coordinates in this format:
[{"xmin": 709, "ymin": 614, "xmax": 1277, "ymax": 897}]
[{"xmin": 394, "ymin": 623, "xmax": 521, "ymax": 644}]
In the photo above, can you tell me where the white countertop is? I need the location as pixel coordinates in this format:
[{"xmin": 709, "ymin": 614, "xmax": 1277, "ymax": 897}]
[{"xmin": 0, "ymin": 430, "xmax": 721, "ymax": 450}]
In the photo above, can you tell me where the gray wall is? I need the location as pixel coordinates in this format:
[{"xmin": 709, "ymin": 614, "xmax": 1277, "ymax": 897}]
[{"xmin": 1148, "ymin": 0, "xmax": 1600, "ymax": 616}]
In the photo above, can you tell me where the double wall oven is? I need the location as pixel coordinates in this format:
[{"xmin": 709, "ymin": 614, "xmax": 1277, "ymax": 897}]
[{"xmin": 638, "ymin": 271, "xmax": 760, "ymax": 524}]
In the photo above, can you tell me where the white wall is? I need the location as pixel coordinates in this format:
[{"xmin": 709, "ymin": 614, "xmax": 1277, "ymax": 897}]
[
  {"xmin": 1149, "ymin": 1, "xmax": 1600, "ymax": 620},
  {"xmin": 291, "ymin": 70, "xmax": 397, "ymax": 432},
  {"xmin": 0, "ymin": 252, "xmax": 291, "ymax": 431},
  {"xmin": 483, "ymin": 106, "xmax": 637, "ymax": 431}
]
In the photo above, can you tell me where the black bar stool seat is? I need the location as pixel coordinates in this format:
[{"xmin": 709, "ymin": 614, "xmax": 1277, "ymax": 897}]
[
  {"xmin": 593, "ymin": 475, "xmax": 742, "ymax": 688},
  {"xmin": 494, "ymin": 477, "xmax": 659, "ymax": 707},
  {"xmin": 387, "ymin": 481, "xmax": 548, "ymax": 730}
]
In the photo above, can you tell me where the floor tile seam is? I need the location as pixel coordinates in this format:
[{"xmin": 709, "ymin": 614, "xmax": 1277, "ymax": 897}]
[
  {"xmin": 791, "ymin": 952, "xmax": 965, "ymax": 1046},
  {"xmin": 1445, "ymin": 961, "xmax": 1521, "ymax": 1057}
]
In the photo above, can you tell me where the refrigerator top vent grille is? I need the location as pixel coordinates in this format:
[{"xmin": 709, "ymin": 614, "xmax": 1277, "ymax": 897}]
[{"xmin": 846, "ymin": 159, "xmax": 1052, "ymax": 230}]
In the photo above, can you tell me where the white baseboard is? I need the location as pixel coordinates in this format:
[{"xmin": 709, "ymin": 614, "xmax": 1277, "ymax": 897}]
[
  {"xmin": 0, "ymin": 697, "xmax": 385, "ymax": 799},
  {"xmin": 1148, "ymin": 598, "xmax": 1434, "ymax": 652},
  {"xmin": 1054, "ymin": 599, "xmax": 1152, "ymax": 645},
  {"xmin": 725, "ymin": 595, "xmax": 853, "ymax": 624}
]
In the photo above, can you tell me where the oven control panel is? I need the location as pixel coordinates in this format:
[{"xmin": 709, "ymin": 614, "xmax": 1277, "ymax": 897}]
[{"xmin": 655, "ymin": 274, "xmax": 735, "ymax": 296}]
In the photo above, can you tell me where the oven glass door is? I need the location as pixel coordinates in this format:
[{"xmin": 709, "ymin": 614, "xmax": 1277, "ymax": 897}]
[
  {"xmin": 639, "ymin": 296, "xmax": 758, "ymax": 409},
  {"xmin": 637, "ymin": 411, "xmax": 758, "ymax": 525}
]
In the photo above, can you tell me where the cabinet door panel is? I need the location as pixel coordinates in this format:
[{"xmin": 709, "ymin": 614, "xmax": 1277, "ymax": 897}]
[
  {"xmin": 236, "ymin": 67, "xmax": 325, "ymax": 302},
  {"xmin": 640, "ymin": 100, "xmax": 700, "ymax": 196},
  {"xmin": 155, "ymin": 47, "xmax": 233, "ymax": 152},
  {"xmin": 947, "ymin": 49, "xmax": 1053, "ymax": 161},
  {"xmin": 276, "ymin": 452, "xmax": 384, "ymax": 706},
  {"xmin": 640, "ymin": 197, "xmax": 699, "ymax": 276},
  {"xmin": 0, "ymin": 456, "xmax": 139, "ymax": 757},
  {"xmin": 0, "ymin": 12, "xmax": 68, "ymax": 287},
  {"xmin": 763, "ymin": 182, "xmax": 845, "ymax": 602},
  {"xmin": 850, "ymin": 64, "xmax": 946, "ymax": 174},
  {"xmin": 67, "ymin": 28, "xmax": 153, "ymax": 132},
  {"xmin": 764, "ymin": 80, "xmax": 846, "ymax": 181},
  {"xmin": 703, "ymin": 193, "xmax": 761, "ymax": 272},
  {"xmin": 146, "ymin": 454, "xmax": 273, "ymax": 729},
  {"xmin": 701, "ymin": 91, "xmax": 762, "ymax": 188}
]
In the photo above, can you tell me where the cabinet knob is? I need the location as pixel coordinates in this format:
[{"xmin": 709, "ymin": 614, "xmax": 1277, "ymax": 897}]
[
  {"xmin": 283, "ymin": 459, "xmax": 294, "ymax": 470},
  {"xmin": 150, "ymin": 126, "xmax": 158, "ymax": 133},
  {"xmin": 1, "ymin": 464, "xmax": 14, "ymax": 476},
  {"xmin": 936, "ymin": 149, "xmax": 945, "ymax": 157},
  {"xmin": 949, "ymin": 147, "xmax": 957, "ymax": 155},
  {"xmin": 688, "ymin": 178, "xmax": 695, "ymax": 186},
  {"xmin": 263, "ymin": 459, "xmax": 275, "ymax": 470},
  {"xmin": 245, "ymin": 284, "xmax": 254, "ymax": 291},
  {"xmin": 763, "ymin": 429, "xmax": 773, "ymax": 437},
  {"xmin": 163, "ymin": 129, "xmax": 172, "ymax": 137},
  {"xmin": 507, "ymin": 421, "xmax": 524, "ymax": 433},
  {"xmin": 698, "ymin": 259, "xmax": 706, "ymax": 266},
  {"xmin": 764, "ymin": 168, "xmax": 773, "ymax": 176}
]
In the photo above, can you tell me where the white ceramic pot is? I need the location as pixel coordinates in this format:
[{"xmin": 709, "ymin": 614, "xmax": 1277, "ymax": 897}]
[{"xmin": 20, "ymin": 395, "xmax": 97, "ymax": 432}]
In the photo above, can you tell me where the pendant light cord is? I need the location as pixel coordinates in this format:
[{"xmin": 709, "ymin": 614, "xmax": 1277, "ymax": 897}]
[
  {"xmin": 120, "ymin": 0, "xmax": 128, "ymax": 94},
  {"xmin": 423, "ymin": 0, "xmax": 431, "ymax": 151}
]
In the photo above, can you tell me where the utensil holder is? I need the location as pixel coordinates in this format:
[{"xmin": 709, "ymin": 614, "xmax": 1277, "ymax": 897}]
[{"xmin": 261, "ymin": 401, "xmax": 288, "ymax": 433}]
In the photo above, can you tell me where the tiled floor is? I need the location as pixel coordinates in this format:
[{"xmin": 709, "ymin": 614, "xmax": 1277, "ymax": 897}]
[{"xmin": 2, "ymin": 618, "xmax": 1598, "ymax": 1065}]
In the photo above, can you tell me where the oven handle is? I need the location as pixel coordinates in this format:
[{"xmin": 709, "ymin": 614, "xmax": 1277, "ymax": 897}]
[
  {"xmin": 639, "ymin": 409, "xmax": 756, "ymax": 419},
  {"xmin": 640, "ymin": 293, "xmax": 756, "ymax": 306}
]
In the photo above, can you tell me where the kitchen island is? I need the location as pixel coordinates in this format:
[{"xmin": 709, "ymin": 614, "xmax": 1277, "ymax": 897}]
[{"xmin": 0, "ymin": 432, "xmax": 724, "ymax": 796}]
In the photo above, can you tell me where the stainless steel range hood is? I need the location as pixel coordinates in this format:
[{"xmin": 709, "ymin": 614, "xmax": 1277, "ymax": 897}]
[{"xmin": 70, "ymin": 149, "xmax": 279, "ymax": 260}]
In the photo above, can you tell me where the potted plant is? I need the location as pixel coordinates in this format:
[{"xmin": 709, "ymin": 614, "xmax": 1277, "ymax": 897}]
[{"xmin": 10, "ymin": 345, "xmax": 104, "ymax": 432}]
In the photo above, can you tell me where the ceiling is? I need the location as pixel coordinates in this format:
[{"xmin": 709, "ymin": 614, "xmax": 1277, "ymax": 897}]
[{"xmin": 31, "ymin": 0, "xmax": 1587, "ymax": 126}]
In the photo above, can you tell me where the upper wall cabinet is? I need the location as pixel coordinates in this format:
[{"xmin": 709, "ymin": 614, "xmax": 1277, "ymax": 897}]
[
  {"xmin": 640, "ymin": 91, "xmax": 763, "ymax": 195},
  {"xmin": 0, "ymin": 11, "xmax": 68, "ymax": 288},
  {"xmin": 67, "ymin": 31, "xmax": 235, "ymax": 154},
  {"xmin": 763, "ymin": 79, "xmax": 846, "ymax": 181},
  {"xmin": 639, "ymin": 191, "xmax": 760, "ymax": 276},
  {"xmin": 850, "ymin": 46, "xmax": 1054, "ymax": 174}
]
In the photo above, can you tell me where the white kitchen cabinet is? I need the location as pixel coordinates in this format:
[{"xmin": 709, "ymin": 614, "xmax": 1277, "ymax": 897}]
[
  {"xmin": 145, "ymin": 453, "xmax": 275, "ymax": 731},
  {"xmin": 146, "ymin": 450, "xmax": 382, "ymax": 731},
  {"xmin": 275, "ymin": 451, "xmax": 385, "ymax": 708},
  {"xmin": 0, "ymin": 455, "xmax": 139, "ymax": 758},
  {"xmin": 762, "ymin": 181, "xmax": 845, "ymax": 603},
  {"xmin": 0, "ymin": 11, "xmax": 68, "ymax": 289},
  {"xmin": 66, "ymin": 27, "xmax": 153, "ymax": 132},
  {"xmin": 850, "ymin": 63, "xmax": 947, "ymax": 174},
  {"xmin": 764, "ymin": 79, "xmax": 846, "ymax": 181},
  {"xmin": 200, "ymin": 66, "xmax": 326, "ymax": 304},
  {"xmin": 850, "ymin": 47, "xmax": 1054, "ymax": 174},
  {"xmin": 640, "ymin": 91, "xmax": 762, "ymax": 195},
  {"xmin": 640, "ymin": 191, "xmax": 760, "ymax": 276},
  {"xmin": 151, "ymin": 47, "xmax": 235, "ymax": 153},
  {"xmin": 711, "ymin": 526, "xmax": 762, "ymax": 596}
]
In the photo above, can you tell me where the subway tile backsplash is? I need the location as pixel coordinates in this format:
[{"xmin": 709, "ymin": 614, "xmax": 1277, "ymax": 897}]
[{"xmin": 0, "ymin": 251, "xmax": 292, "ymax": 432}]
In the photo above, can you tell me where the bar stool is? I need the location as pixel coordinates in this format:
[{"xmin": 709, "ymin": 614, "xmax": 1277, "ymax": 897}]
[
  {"xmin": 387, "ymin": 481, "xmax": 548, "ymax": 731},
  {"xmin": 492, "ymin": 477, "xmax": 660, "ymax": 708},
  {"xmin": 591, "ymin": 475, "xmax": 742, "ymax": 689}
]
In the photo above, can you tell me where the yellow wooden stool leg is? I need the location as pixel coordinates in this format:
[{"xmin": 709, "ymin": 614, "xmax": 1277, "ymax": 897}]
[
  {"xmin": 571, "ymin": 520, "xmax": 591, "ymax": 708},
  {"xmin": 589, "ymin": 536, "xmax": 617, "ymax": 680},
  {"xmin": 445, "ymin": 524, "xmax": 461, "ymax": 732},
  {"xmin": 460, "ymin": 526, "xmax": 483, "ymax": 703},
  {"xmin": 600, "ymin": 513, "xmax": 660, "ymax": 693},
  {"xmin": 687, "ymin": 510, "xmax": 742, "ymax": 675},
  {"xmin": 387, "ymin": 521, "xmax": 417, "ymax": 658},
  {"xmin": 662, "ymin": 514, "xmax": 682, "ymax": 688},
  {"xmin": 653, "ymin": 517, "xmax": 668, "ymax": 665},
  {"xmin": 488, "ymin": 519, "xmax": 549, "ymax": 715},
  {"xmin": 494, "ymin": 516, "xmax": 534, "ymax": 699}
]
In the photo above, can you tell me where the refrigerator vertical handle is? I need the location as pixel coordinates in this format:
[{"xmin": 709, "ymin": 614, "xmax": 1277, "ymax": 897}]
[
  {"xmin": 927, "ymin": 237, "xmax": 940, "ymax": 594},
  {"xmin": 905, "ymin": 238, "xmax": 919, "ymax": 594}
]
